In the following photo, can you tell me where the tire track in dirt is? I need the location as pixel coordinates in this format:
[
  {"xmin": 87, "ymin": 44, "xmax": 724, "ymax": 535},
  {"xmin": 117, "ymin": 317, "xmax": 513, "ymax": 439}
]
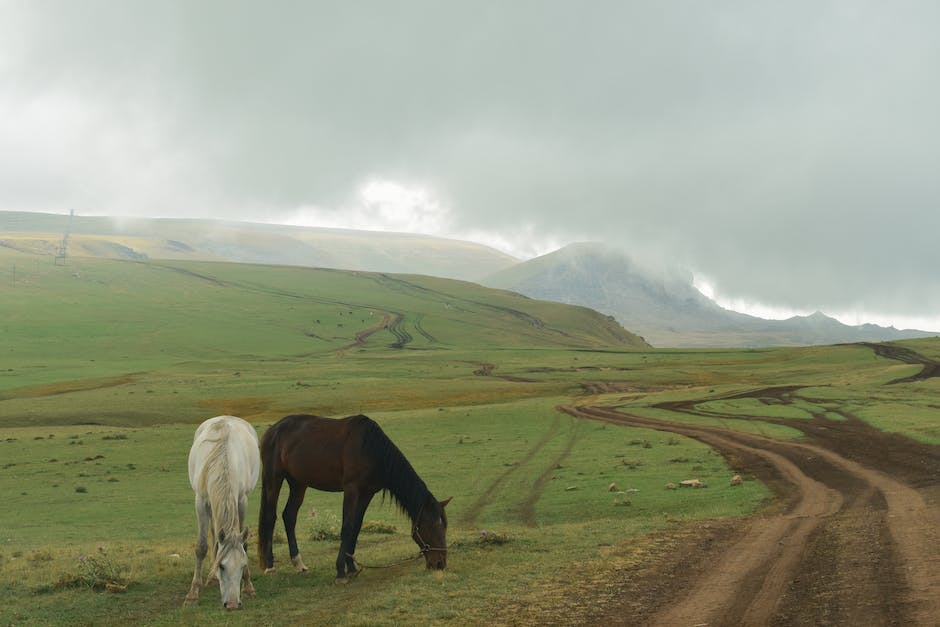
[
  {"xmin": 515, "ymin": 415, "xmax": 584, "ymax": 527},
  {"xmin": 563, "ymin": 406, "xmax": 844, "ymax": 625},
  {"xmin": 148, "ymin": 262, "xmax": 412, "ymax": 356},
  {"xmin": 460, "ymin": 414, "xmax": 562, "ymax": 527},
  {"xmin": 471, "ymin": 362, "xmax": 539, "ymax": 383},
  {"xmin": 333, "ymin": 313, "xmax": 399, "ymax": 355},
  {"xmin": 144, "ymin": 261, "xmax": 228, "ymax": 286},
  {"xmin": 656, "ymin": 386, "xmax": 940, "ymax": 489},
  {"xmin": 385, "ymin": 313, "xmax": 413, "ymax": 348},
  {"xmin": 561, "ymin": 404, "xmax": 940, "ymax": 626},
  {"xmin": 0, "ymin": 373, "xmax": 141, "ymax": 401},
  {"xmin": 413, "ymin": 314, "xmax": 436, "ymax": 343},
  {"xmin": 863, "ymin": 342, "xmax": 940, "ymax": 383},
  {"xmin": 373, "ymin": 273, "xmax": 548, "ymax": 329}
]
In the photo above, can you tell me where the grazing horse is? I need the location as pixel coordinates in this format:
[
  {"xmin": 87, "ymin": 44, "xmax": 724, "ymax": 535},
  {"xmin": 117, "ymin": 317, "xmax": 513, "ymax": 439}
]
[
  {"xmin": 258, "ymin": 414, "xmax": 451, "ymax": 582},
  {"xmin": 184, "ymin": 416, "xmax": 261, "ymax": 609}
]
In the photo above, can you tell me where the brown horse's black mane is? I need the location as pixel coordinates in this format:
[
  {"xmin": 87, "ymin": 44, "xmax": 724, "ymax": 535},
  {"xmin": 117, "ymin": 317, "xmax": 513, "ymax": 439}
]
[{"xmin": 359, "ymin": 416, "xmax": 437, "ymax": 524}]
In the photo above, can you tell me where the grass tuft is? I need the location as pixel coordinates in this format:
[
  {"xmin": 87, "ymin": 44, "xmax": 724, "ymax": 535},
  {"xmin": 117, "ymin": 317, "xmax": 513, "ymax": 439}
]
[
  {"xmin": 475, "ymin": 530, "xmax": 512, "ymax": 546},
  {"xmin": 51, "ymin": 547, "xmax": 129, "ymax": 593}
]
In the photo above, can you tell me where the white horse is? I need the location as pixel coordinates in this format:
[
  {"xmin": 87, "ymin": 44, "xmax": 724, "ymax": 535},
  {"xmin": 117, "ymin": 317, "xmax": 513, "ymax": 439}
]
[{"xmin": 184, "ymin": 416, "xmax": 260, "ymax": 610}]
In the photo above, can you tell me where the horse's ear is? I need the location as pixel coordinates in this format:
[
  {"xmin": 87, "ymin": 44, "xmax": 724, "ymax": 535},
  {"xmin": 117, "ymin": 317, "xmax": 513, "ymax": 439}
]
[{"xmin": 440, "ymin": 497, "xmax": 453, "ymax": 508}]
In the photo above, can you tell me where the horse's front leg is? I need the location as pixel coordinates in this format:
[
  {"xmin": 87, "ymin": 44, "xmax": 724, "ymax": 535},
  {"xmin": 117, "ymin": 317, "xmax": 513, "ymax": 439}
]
[
  {"xmin": 242, "ymin": 559, "xmax": 256, "ymax": 597},
  {"xmin": 335, "ymin": 489, "xmax": 374, "ymax": 583},
  {"xmin": 184, "ymin": 496, "xmax": 210, "ymax": 606},
  {"xmin": 238, "ymin": 496, "xmax": 256, "ymax": 597}
]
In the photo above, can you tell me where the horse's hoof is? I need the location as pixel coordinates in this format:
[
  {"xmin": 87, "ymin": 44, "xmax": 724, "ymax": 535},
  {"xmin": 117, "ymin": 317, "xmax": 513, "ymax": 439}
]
[
  {"xmin": 334, "ymin": 577, "xmax": 350, "ymax": 585},
  {"xmin": 291, "ymin": 555, "xmax": 309, "ymax": 573},
  {"xmin": 263, "ymin": 567, "xmax": 276, "ymax": 575},
  {"xmin": 182, "ymin": 597, "xmax": 199, "ymax": 607}
]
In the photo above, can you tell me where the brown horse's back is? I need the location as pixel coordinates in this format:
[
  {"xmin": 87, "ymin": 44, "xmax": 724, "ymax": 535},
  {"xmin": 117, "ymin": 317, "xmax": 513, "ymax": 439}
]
[{"xmin": 260, "ymin": 414, "xmax": 377, "ymax": 493}]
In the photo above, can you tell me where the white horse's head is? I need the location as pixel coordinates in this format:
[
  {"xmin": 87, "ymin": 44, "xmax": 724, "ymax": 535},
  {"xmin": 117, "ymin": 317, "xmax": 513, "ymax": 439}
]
[{"xmin": 213, "ymin": 529, "xmax": 249, "ymax": 610}]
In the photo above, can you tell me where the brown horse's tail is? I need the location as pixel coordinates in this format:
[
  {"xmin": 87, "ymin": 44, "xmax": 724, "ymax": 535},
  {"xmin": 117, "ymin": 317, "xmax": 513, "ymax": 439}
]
[{"xmin": 257, "ymin": 422, "xmax": 283, "ymax": 571}]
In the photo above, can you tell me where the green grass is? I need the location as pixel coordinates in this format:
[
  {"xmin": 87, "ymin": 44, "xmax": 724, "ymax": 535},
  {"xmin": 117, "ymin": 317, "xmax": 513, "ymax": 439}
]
[
  {"xmin": 0, "ymin": 252, "xmax": 642, "ymax": 427},
  {"xmin": 0, "ymin": 400, "xmax": 767, "ymax": 625},
  {"xmin": 1, "ymin": 249, "xmax": 938, "ymax": 623}
]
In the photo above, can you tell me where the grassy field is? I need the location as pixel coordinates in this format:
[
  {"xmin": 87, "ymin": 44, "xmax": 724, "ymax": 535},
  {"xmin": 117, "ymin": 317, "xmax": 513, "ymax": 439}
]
[
  {"xmin": 1, "ymin": 251, "xmax": 643, "ymax": 427},
  {"xmin": 0, "ymin": 400, "xmax": 768, "ymax": 625},
  {"xmin": 1, "ymin": 249, "xmax": 938, "ymax": 624}
]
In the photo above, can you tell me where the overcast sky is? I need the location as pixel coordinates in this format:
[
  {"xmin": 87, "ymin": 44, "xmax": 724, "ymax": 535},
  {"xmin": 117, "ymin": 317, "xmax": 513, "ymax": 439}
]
[{"xmin": 2, "ymin": 1, "xmax": 939, "ymax": 330}]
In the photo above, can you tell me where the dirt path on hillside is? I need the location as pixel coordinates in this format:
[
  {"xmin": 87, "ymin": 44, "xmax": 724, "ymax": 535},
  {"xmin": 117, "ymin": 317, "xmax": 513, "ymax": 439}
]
[
  {"xmin": 334, "ymin": 312, "xmax": 399, "ymax": 355},
  {"xmin": 493, "ymin": 392, "xmax": 940, "ymax": 626},
  {"xmin": 863, "ymin": 342, "xmax": 940, "ymax": 384},
  {"xmin": 564, "ymin": 407, "xmax": 940, "ymax": 626}
]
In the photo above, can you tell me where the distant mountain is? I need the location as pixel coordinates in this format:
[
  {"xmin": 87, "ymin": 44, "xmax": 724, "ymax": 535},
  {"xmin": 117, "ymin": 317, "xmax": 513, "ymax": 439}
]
[
  {"xmin": 0, "ymin": 211, "xmax": 518, "ymax": 282},
  {"xmin": 6, "ymin": 212, "xmax": 934, "ymax": 348},
  {"xmin": 482, "ymin": 243, "xmax": 938, "ymax": 348}
]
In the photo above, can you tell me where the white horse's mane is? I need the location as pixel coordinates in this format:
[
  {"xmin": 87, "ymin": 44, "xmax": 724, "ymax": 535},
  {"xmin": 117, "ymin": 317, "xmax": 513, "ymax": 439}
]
[{"xmin": 198, "ymin": 421, "xmax": 243, "ymax": 550}]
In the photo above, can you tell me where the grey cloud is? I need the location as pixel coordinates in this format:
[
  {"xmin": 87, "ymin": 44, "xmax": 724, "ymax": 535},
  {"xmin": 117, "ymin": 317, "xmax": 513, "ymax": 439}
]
[{"xmin": 2, "ymin": 1, "xmax": 939, "ymax": 325}]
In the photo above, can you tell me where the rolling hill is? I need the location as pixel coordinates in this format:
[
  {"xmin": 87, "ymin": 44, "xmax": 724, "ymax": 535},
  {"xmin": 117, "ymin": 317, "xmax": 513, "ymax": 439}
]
[
  {"xmin": 5, "ymin": 211, "xmax": 934, "ymax": 348},
  {"xmin": 0, "ymin": 247, "xmax": 648, "ymax": 425},
  {"xmin": 482, "ymin": 243, "xmax": 938, "ymax": 348},
  {"xmin": 0, "ymin": 210, "xmax": 518, "ymax": 282}
]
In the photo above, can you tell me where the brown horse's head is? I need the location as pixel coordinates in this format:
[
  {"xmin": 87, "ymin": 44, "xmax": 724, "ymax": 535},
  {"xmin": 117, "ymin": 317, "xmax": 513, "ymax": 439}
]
[{"xmin": 413, "ymin": 497, "xmax": 451, "ymax": 570}]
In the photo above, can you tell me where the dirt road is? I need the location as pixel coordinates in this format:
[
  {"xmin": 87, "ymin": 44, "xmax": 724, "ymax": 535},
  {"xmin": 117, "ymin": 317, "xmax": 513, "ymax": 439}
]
[
  {"xmin": 481, "ymin": 342, "xmax": 940, "ymax": 625},
  {"xmin": 493, "ymin": 379, "xmax": 940, "ymax": 626},
  {"xmin": 561, "ymin": 402, "xmax": 940, "ymax": 626}
]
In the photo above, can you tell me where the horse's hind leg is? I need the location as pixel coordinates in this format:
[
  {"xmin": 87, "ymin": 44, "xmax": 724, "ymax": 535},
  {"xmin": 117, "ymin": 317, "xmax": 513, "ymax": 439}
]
[
  {"xmin": 282, "ymin": 478, "xmax": 309, "ymax": 572},
  {"xmin": 184, "ymin": 495, "xmax": 210, "ymax": 606},
  {"xmin": 259, "ymin": 472, "xmax": 284, "ymax": 573}
]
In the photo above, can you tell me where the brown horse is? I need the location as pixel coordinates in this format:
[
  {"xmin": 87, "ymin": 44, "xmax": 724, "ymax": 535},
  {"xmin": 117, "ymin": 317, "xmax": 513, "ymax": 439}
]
[{"xmin": 257, "ymin": 414, "xmax": 451, "ymax": 582}]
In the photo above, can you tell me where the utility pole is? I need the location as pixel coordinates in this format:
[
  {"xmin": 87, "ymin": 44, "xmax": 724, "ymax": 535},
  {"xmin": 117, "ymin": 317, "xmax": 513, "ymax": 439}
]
[{"xmin": 55, "ymin": 209, "xmax": 74, "ymax": 266}]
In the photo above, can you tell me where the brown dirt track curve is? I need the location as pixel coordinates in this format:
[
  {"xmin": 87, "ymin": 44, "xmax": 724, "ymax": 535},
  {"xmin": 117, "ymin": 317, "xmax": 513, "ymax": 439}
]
[
  {"xmin": 527, "ymin": 401, "xmax": 940, "ymax": 627},
  {"xmin": 481, "ymin": 344, "xmax": 940, "ymax": 625}
]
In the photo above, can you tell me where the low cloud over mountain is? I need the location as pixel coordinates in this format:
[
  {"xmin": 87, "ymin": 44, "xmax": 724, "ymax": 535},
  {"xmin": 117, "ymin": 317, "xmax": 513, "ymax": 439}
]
[{"xmin": 482, "ymin": 243, "xmax": 937, "ymax": 348}]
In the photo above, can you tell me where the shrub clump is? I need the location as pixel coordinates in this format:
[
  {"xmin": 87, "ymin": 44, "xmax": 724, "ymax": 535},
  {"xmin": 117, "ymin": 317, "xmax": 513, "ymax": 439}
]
[
  {"xmin": 361, "ymin": 521, "xmax": 397, "ymax": 535},
  {"xmin": 28, "ymin": 550, "xmax": 54, "ymax": 563},
  {"xmin": 307, "ymin": 509, "xmax": 342, "ymax": 542},
  {"xmin": 476, "ymin": 530, "xmax": 511, "ymax": 546},
  {"xmin": 54, "ymin": 547, "xmax": 128, "ymax": 592}
]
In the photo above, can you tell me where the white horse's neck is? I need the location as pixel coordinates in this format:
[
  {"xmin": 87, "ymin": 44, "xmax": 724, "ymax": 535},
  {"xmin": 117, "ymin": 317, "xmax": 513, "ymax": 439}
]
[{"xmin": 200, "ymin": 421, "xmax": 244, "ymax": 538}]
